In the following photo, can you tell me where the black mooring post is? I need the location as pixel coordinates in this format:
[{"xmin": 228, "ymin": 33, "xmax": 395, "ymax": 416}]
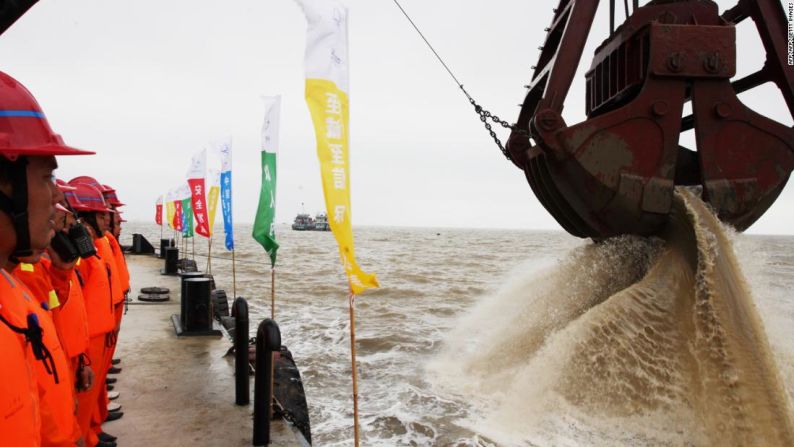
[
  {"xmin": 159, "ymin": 238, "xmax": 171, "ymax": 258},
  {"xmin": 253, "ymin": 319, "xmax": 281, "ymax": 446},
  {"xmin": 233, "ymin": 298, "xmax": 249, "ymax": 406}
]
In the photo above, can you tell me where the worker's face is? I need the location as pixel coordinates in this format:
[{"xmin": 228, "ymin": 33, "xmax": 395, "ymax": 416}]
[
  {"xmin": 96, "ymin": 211, "xmax": 110, "ymax": 234},
  {"xmin": 26, "ymin": 156, "xmax": 59, "ymax": 251},
  {"xmin": 112, "ymin": 212, "xmax": 121, "ymax": 238}
]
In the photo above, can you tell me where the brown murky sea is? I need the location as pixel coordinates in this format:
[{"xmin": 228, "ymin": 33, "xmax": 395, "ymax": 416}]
[{"xmin": 127, "ymin": 189, "xmax": 794, "ymax": 446}]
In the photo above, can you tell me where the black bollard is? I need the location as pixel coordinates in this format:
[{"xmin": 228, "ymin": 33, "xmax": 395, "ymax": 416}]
[
  {"xmin": 163, "ymin": 246, "xmax": 179, "ymax": 275},
  {"xmin": 159, "ymin": 238, "xmax": 172, "ymax": 259},
  {"xmin": 232, "ymin": 298, "xmax": 249, "ymax": 406},
  {"xmin": 182, "ymin": 276, "xmax": 211, "ymax": 332},
  {"xmin": 170, "ymin": 273, "xmax": 221, "ymax": 337},
  {"xmin": 179, "ymin": 272, "xmax": 206, "ymax": 327},
  {"xmin": 253, "ymin": 319, "xmax": 281, "ymax": 446}
]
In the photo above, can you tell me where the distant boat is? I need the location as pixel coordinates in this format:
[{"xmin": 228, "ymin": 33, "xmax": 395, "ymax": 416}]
[
  {"xmin": 313, "ymin": 213, "xmax": 330, "ymax": 231},
  {"xmin": 292, "ymin": 213, "xmax": 314, "ymax": 231}
]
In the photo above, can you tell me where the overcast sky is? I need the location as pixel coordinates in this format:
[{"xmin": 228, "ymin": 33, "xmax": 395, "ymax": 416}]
[{"xmin": 1, "ymin": 0, "xmax": 791, "ymax": 234}]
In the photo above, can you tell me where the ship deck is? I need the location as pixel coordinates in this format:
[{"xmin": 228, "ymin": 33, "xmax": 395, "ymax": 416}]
[{"xmin": 109, "ymin": 253, "xmax": 307, "ymax": 447}]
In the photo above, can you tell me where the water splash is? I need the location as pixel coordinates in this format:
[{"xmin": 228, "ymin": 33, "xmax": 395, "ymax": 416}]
[{"xmin": 431, "ymin": 189, "xmax": 794, "ymax": 446}]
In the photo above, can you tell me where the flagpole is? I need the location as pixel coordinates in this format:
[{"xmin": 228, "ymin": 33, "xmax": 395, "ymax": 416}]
[
  {"xmin": 348, "ymin": 292, "xmax": 361, "ymax": 447},
  {"xmin": 270, "ymin": 267, "xmax": 275, "ymax": 319},
  {"xmin": 231, "ymin": 248, "xmax": 237, "ymax": 299},
  {"xmin": 207, "ymin": 237, "xmax": 212, "ymax": 274},
  {"xmin": 192, "ymin": 236, "xmax": 195, "ymax": 260}
]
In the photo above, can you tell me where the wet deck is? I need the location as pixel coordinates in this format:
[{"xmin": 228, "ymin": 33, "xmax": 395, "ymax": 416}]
[{"xmin": 109, "ymin": 253, "xmax": 306, "ymax": 447}]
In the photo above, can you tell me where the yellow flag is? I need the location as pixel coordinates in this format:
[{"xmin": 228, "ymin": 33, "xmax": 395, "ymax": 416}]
[
  {"xmin": 299, "ymin": 0, "xmax": 378, "ymax": 295},
  {"xmin": 166, "ymin": 200, "xmax": 176, "ymax": 230},
  {"xmin": 207, "ymin": 169, "xmax": 220, "ymax": 237},
  {"xmin": 207, "ymin": 185, "xmax": 220, "ymax": 237}
]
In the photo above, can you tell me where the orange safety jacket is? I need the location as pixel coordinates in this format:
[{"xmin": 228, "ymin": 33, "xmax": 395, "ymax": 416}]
[
  {"xmin": 12, "ymin": 262, "xmax": 59, "ymax": 310},
  {"xmin": 11, "ymin": 258, "xmax": 88, "ymax": 359},
  {"xmin": 44, "ymin": 259, "xmax": 90, "ymax": 362},
  {"xmin": 105, "ymin": 233, "xmax": 130, "ymax": 295},
  {"xmin": 2, "ymin": 269, "xmax": 80, "ymax": 446},
  {"xmin": 12, "ymin": 259, "xmax": 89, "ymax": 360},
  {"xmin": 95, "ymin": 237, "xmax": 123, "ymax": 306},
  {"xmin": 0, "ymin": 269, "xmax": 41, "ymax": 447},
  {"xmin": 75, "ymin": 249, "xmax": 115, "ymax": 338}
]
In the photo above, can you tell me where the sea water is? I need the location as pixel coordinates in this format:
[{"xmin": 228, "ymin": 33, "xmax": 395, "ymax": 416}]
[{"xmin": 126, "ymin": 193, "xmax": 794, "ymax": 446}]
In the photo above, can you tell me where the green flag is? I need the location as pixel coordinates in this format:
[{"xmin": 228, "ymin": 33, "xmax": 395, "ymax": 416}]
[
  {"xmin": 252, "ymin": 96, "xmax": 280, "ymax": 266},
  {"xmin": 181, "ymin": 197, "xmax": 194, "ymax": 238}
]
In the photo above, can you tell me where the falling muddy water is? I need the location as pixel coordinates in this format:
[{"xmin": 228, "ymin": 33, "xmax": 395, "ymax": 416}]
[
  {"xmin": 126, "ymin": 190, "xmax": 794, "ymax": 446},
  {"xmin": 430, "ymin": 189, "xmax": 794, "ymax": 446}
]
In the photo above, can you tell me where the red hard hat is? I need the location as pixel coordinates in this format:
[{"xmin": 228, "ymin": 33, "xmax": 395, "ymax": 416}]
[
  {"xmin": 101, "ymin": 184, "xmax": 125, "ymax": 207},
  {"xmin": 0, "ymin": 72, "xmax": 94, "ymax": 159},
  {"xmin": 55, "ymin": 179, "xmax": 76, "ymax": 192},
  {"xmin": 63, "ymin": 189, "xmax": 85, "ymax": 211},
  {"xmin": 69, "ymin": 175, "xmax": 105, "ymax": 190},
  {"xmin": 69, "ymin": 183, "xmax": 113, "ymax": 213}
]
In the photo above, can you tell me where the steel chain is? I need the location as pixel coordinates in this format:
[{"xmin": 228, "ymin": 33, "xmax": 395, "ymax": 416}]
[{"xmin": 467, "ymin": 96, "xmax": 527, "ymax": 161}]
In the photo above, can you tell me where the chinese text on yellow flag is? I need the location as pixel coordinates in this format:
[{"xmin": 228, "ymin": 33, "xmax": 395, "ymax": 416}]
[{"xmin": 298, "ymin": 0, "xmax": 378, "ymax": 295}]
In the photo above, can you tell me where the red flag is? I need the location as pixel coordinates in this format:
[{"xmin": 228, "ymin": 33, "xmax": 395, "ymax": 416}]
[
  {"xmin": 155, "ymin": 198, "xmax": 163, "ymax": 225},
  {"xmin": 173, "ymin": 200, "xmax": 183, "ymax": 231},
  {"xmin": 187, "ymin": 178, "xmax": 210, "ymax": 237}
]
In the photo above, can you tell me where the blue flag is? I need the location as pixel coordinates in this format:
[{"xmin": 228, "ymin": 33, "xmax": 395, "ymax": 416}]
[{"xmin": 219, "ymin": 141, "xmax": 234, "ymax": 251}]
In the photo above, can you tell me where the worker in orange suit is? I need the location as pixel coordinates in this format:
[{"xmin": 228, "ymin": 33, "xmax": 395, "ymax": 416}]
[
  {"xmin": 0, "ymin": 71, "xmax": 94, "ymax": 446},
  {"xmin": 47, "ymin": 181, "xmax": 92, "ymax": 381},
  {"xmin": 68, "ymin": 179, "xmax": 125, "ymax": 430},
  {"xmin": 7, "ymin": 198, "xmax": 87, "ymax": 447},
  {"xmin": 62, "ymin": 183, "xmax": 121, "ymax": 447},
  {"xmin": 100, "ymin": 184, "xmax": 128, "ymax": 371},
  {"xmin": 66, "ymin": 182, "xmax": 121, "ymax": 447},
  {"xmin": 103, "ymin": 185, "xmax": 129, "ymax": 299},
  {"xmin": 10, "ymin": 202, "xmax": 92, "ymax": 374},
  {"xmin": 7, "ymin": 255, "xmax": 83, "ymax": 447},
  {"xmin": 13, "ymin": 183, "xmax": 97, "ymax": 446}
]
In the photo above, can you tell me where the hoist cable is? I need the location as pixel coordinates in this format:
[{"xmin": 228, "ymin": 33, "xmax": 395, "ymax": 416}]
[
  {"xmin": 390, "ymin": 0, "xmax": 467, "ymax": 97},
  {"xmin": 390, "ymin": 0, "xmax": 524, "ymax": 160}
]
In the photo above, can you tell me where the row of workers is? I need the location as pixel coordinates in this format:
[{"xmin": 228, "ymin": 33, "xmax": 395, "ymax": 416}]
[{"xmin": 0, "ymin": 71, "xmax": 130, "ymax": 447}]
